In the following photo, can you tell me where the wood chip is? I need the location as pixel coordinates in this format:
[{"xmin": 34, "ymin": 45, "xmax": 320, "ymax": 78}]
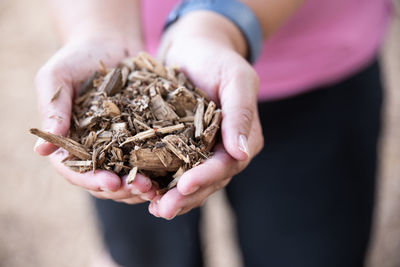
[
  {"xmin": 84, "ymin": 131, "xmax": 97, "ymax": 148},
  {"xmin": 111, "ymin": 122, "xmax": 127, "ymax": 132},
  {"xmin": 79, "ymin": 116, "xmax": 97, "ymax": 129},
  {"xmin": 92, "ymin": 147, "xmax": 99, "ymax": 173},
  {"xmin": 98, "ymin": 68, "xmax": 123, "ymax": 96},
  {"xmin": 50, "ymin": 85, "xmax": 62, "ymax": 103},
  {"xmin": 103, "ymin": 100, "xmax": 121, "ymax": 117},
  {"xmin": 150, "ymin": 94, "xmax": 179, "ymax": 121},
  {"xmin": 64, "ymin": 160, "xmax": 92, "ymax": 167},
  {"xmin": 29, "ymin": 128, "xmax": 91, "ymax": 160},
  {"xmin": 121, "ymin": 129, "xmax": 156, "ymax": 146},
  {"xmin": 179, "ymin": 116, "xmax": 194, "ymax": 123},
  {"xmin": 126, "ymin": 166, "xmax": 138, "ymax": 184},
  {"xmin": 168, "ymin": 87, "xmax": 197, "ymax": 117},
  {"xmin": 121, "ymin": 66, "xmax": 130, "ymax": 87},
  {"xmin": 130, "ymin": 148, "xmax": 181, "ymax": 171},
  {"xmin": 97, "ymin": 131, "xmax": 112, "ymax": 142},
  {"xmin": 49, "ymin": 115, "xmax": 63, "ymax": 122},
  {"xmin": 204, "ymin": 101, "xmax": 216, "ymax": 127},
  {"xmin": 133, "ymin": 118, "xmax": 151, "ymax": 130},
  {"xmin": 154, "ymin": 146, "xmax": 177, "ymax": 168},
  {"xmin": 202, "ymin": 110, "xmax": 222, "ymax": 151},
  {"xmin": 172, "ymin": 166, "xmax": 185, "ymax": 179},
  {"xmin": 156, "ymin": 124, "xmax": 185, "ymax": 135},
  {"xmin": 194, "ymin": 98, "xmax": 204, "ymax": 138},
  {"xmin": 162, "ymin": 135, "xmax": 191, "ymax": 164},
  {"xmin": 98, "ymin": 60, "xmax": 107, "ymax": 75},
  {"xmin": 79, "ymin": 72, "xmax": 98, "ymax": 96}
]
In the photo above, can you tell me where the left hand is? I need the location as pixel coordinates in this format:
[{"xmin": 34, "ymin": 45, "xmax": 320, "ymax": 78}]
[
  {"xmin": 33, "ymin": 36, "xmax": 157, "ymax": 204},
  {"xmin": 148, "ymin": 11, "xmax": 264, "ymax": 219}
]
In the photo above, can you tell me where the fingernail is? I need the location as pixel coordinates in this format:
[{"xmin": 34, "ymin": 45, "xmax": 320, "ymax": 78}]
[
  {"xmin": 183, "ymin": 186, "xmax": 200, "ymax": 196},
  {"xmin": 238, "ymin": 135, "xmax": 249, "ymax": 157},
  {"xmin": 34, "ymin": 138, "xmax": 46, "ymax": 152},
  {"xmin": 168, "ymin": 208, "xmax": 182, "ymax": 220}
]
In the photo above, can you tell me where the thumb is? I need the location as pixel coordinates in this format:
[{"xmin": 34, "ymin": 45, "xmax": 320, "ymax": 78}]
[
  {"xmin": 219, "ymin": 70, "xmax": 259, "ymax": 161},
  {"xmin": 33, "ymin": 66, "xmax": 73, "ymax": 156}
]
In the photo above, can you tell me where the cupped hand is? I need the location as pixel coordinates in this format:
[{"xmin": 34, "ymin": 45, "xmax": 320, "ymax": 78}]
[
  {"xmin": 33, "ymin": 36, "xmax": 157, "ymax": 203},
  {"xmin": 149, "ymin": 13, "xmax": 264, "ymax": 220}
]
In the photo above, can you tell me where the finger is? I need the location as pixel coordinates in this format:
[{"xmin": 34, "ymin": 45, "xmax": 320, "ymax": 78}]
[
  {"xmin": 148, "ymin": 189, "xmax": 185, "ymax": 220},
  {"xmin": 88, "ymin": 175, "xmax": 156, "ymax": 201},
  {"xmin": 176, "ymin": 145, "xmax": 239, "ymax": 195},
  {"xmin": 219, "ymin": 66, "xmax": 259, "ymax": 161},
  {"xmin": 121, "ymin": 174, "xmax": 153, "ymax": 195},
  {"xmin": 149, "ymin": 178, "xmax": 229, "ymax": 220},
  {"xmin": 34, "ymin": 64, "xmax": 74, "ymax": 156},
  {"xmin": 49, "ymin": 148, "xmax": 121, "ymax": 192},
  {"xmin": 105, "ymin": 175, "xmax": 157, "ymax": 201}
]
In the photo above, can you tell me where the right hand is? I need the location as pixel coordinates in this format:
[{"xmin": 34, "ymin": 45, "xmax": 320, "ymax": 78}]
[{"xmin": 33, "ymin": 36, "xmax": 157, "ymax": 203}]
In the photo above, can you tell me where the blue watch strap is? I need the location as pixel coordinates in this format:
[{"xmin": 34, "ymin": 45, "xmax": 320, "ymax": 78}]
[{"xmin": 164, "ymin": 0, "xmax": 263, "ymax": 64}]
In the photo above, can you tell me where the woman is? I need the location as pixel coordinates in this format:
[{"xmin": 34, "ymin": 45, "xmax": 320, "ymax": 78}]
[{"xmin": 33, "ymin": 0, "xmax": 391, "ymax": 266}]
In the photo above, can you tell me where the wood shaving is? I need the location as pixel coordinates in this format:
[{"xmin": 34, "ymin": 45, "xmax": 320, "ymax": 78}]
[{"xmin": 50, "ymin": 85, "xmax": 62, "ymax": 103}]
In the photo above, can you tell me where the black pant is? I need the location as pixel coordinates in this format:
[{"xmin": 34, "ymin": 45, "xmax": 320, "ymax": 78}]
[{"xmin": 94, "ymin": 60, "xmax": 383, "ymax": 267}]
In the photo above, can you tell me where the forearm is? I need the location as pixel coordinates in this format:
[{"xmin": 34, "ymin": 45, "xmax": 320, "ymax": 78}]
[{"xmin": 49, "ymin": 0, "xmax": 142, "ymax": 44}]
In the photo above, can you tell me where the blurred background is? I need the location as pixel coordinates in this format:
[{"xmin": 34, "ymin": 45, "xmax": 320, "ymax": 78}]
[{"xmin": 0, "ymin": 0, "xmax": 399, "ymax": 266}]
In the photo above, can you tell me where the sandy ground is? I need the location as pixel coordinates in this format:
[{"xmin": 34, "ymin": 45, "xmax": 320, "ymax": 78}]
[{"xmin": 0, "ymin": 1, "xmax": 399, "ymax": 267}]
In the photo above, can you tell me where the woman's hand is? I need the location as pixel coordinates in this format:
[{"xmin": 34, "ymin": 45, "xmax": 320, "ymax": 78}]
[
  {"xmin": 149, "ymin": 12, "xmax": 264, "ymax": 220},
  {"xmin": 34, "ymin": 36, "xmax": 157, "ymax": 204}
]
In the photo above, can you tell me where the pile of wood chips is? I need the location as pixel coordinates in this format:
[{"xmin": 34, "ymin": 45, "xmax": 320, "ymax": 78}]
[{"xmin": 30, "ymin": 52, "xmax": 221, "ymax": 191}]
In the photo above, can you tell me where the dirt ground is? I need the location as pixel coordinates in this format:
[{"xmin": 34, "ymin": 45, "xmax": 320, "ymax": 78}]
[{"xmin": 0, "ymin": 1, "xmax": 399, "ymax": 267}]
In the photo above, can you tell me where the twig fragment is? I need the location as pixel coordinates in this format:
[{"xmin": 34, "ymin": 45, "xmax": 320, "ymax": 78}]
[
  {"xmin": 50, "ymin": 85, "xmax": 63, "ymax": 103},
  {"xmin": 29, "ymin": 128, "xmax": 91, "ymax": 160},
  {"xmin": 126, "ymin": 166, "xmax": 138, "ymax": 184},
  {"xmin": 194, "ymin": 98, "xmax": 204, "ymax": 138}
]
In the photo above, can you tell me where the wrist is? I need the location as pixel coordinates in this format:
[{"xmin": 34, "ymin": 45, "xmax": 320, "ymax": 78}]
[{"xmin": 162, "ymin": 11, "xmax": 247, "ymax": 58}]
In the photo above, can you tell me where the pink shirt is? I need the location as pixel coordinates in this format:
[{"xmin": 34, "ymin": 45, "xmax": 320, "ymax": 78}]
[{"xmin": 141, "ymin": 0, "xmax": 391, "ymax": 101}]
